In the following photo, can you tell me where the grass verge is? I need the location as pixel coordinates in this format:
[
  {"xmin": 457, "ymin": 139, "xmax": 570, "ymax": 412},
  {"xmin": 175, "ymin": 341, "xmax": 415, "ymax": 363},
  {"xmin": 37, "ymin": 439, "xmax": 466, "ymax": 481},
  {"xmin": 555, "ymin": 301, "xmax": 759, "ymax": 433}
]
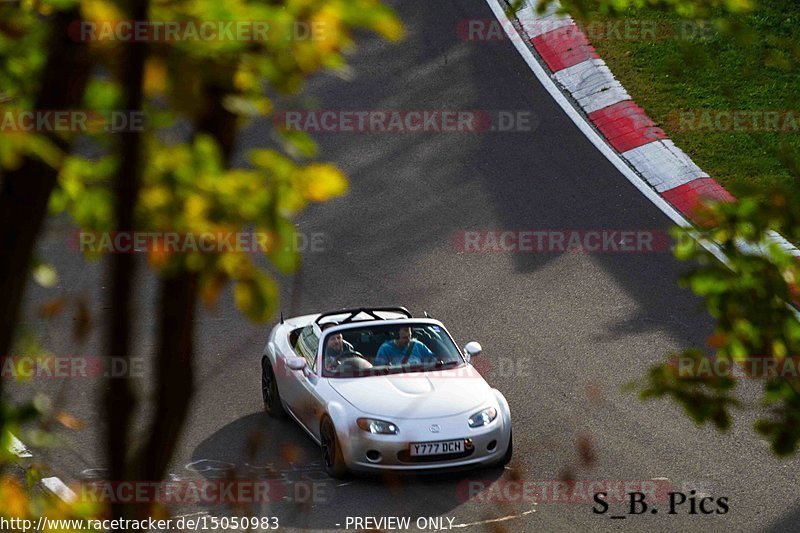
[{"xmin": 576, "ymin": 0, "xmax": 800, "ymax": 200}]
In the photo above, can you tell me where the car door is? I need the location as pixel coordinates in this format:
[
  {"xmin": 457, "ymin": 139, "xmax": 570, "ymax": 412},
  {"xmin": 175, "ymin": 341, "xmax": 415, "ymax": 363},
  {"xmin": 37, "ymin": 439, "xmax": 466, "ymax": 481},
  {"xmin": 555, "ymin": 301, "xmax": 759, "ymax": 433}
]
[
  {"xmin": 294, "ymin": 348, "xmax": 327, "ymax": 439},
  {"xmin": 282, "ymin": 325, "xmax": 326, "ymax": 436}
]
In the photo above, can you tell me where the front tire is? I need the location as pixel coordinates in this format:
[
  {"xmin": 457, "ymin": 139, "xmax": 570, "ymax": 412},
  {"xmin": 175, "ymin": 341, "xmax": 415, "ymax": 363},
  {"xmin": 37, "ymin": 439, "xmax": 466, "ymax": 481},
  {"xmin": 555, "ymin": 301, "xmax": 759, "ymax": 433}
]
[
  {"xmin": 262, "ymin": 358, "xmax": 286, "ymax": 419},
  {"xmin": 320, "ymin": 417, "xmax": 348, "ymax": 479}
]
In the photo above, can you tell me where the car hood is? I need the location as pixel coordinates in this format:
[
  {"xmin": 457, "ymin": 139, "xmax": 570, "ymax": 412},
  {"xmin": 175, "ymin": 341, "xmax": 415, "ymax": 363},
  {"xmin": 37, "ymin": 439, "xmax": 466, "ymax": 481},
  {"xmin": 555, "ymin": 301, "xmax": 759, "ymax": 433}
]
[{"xmin": 328, "ymin": 366, "xmax": 492, "ymax": 419}]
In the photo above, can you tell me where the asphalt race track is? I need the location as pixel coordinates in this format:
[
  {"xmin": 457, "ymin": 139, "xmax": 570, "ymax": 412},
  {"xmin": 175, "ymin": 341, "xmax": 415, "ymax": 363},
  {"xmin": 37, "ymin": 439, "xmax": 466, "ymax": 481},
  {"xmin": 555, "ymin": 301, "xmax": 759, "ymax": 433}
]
[{"xmin": 8, "ymin": 0, "xmax": 800, "ymax": 531}]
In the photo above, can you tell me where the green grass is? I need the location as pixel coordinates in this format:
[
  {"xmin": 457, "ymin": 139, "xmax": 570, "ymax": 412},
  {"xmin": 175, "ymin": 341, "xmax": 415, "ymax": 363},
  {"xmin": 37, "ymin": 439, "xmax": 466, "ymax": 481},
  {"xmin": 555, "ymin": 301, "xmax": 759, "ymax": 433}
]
[{"xmin": 578, "ymin": 0, "xmax": 800, "ymax": 200}]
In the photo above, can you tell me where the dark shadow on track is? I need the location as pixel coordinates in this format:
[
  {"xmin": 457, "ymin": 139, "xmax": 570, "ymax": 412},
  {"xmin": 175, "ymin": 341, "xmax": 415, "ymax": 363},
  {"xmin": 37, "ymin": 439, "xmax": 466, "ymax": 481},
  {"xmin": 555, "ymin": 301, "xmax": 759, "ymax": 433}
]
[
  {"xmin": 768, "ymin": 506, "xmax": 800, "ymax": 532},
  {"xmin": 189, "ymin": 412, "xmax": 505, "ymax": 530}
]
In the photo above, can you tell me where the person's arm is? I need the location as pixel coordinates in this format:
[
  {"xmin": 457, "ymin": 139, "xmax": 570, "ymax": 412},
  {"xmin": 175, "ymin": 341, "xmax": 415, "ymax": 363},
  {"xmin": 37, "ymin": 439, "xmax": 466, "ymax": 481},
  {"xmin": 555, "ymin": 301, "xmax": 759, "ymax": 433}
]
[
  {"xmin": 415, "ymin": 340, "xmax": 435, "ymax": 360},
  {"xmin": 374, "ymin": 343, "xmax": 390, "ymax": 365}
]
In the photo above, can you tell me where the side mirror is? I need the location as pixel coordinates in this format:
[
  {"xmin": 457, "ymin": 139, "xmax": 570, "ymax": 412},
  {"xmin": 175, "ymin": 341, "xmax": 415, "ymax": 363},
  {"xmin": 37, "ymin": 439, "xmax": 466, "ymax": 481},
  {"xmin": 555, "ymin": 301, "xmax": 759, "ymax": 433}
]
[
  {"xmin": 463, "ymin": 341, "xmax": 482, "ymax": 363},
  {"xmin": 286, "ymin": 356, "xmax": 307, "ymax": 371}
]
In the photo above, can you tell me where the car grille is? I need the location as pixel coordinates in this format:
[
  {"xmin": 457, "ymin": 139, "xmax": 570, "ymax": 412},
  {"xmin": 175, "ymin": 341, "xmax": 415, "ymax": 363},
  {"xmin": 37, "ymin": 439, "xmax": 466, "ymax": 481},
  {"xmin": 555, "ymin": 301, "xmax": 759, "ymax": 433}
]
[{"xmin": 396, "ymin": 448, "xmax": 475, "ymax": 463}]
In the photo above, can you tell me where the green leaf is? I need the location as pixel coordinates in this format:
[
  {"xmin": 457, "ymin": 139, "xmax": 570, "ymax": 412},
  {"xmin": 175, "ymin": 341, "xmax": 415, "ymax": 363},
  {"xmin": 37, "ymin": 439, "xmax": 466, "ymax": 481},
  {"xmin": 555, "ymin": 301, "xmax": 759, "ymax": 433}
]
[
  {"xmin": 31, "ymin": 263, "xmax": 58, "ymax": 288},
  {"xmin": 233, "ymin": 272, "xmax": 278, "ymax": 323}
]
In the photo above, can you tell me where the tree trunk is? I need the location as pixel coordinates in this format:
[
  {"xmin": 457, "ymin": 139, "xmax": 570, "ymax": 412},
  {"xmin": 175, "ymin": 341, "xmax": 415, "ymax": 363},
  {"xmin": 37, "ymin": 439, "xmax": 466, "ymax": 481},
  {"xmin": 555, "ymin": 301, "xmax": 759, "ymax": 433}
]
[
  {"xmin": 104, "ymin": 0, "xmax": 148, "ymax": 525},
  {"xmin": 138, "ymin": 272, "xmax": 198, "ymax": 482},
  {"xmin": 132, "ymin": 77, "xmax": 237, "ymax": 486},
  {"xmin": 0, "ymin": 8, "xmax": 91, "ymax": 395}
]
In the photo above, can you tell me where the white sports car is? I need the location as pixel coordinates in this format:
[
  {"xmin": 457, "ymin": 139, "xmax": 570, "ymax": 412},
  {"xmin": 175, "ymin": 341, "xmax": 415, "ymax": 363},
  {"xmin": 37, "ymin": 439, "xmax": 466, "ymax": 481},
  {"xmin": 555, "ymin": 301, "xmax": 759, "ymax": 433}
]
[{"xmin": 260, "ymin": 306, "xmax": 512, "ymax": 478}]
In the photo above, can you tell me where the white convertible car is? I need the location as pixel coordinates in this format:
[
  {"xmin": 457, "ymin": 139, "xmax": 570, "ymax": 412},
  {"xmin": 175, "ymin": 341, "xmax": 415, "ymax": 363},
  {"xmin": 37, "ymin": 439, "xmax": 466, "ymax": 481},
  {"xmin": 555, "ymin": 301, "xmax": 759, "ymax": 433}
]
[{"xmin": 260, "ymin": 307, "xmax": 512, "ymax": 478}]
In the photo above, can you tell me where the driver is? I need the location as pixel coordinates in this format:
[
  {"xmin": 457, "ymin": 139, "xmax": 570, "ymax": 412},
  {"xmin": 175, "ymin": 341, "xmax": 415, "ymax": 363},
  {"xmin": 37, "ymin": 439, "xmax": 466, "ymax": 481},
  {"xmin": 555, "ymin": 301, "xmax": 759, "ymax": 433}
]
[
  {"xmin": 322, "ymin": 323, "xmax": 356, "ymax": 371},
  {"xmin": 325, "ymin": 332, "xmax": 355, "ymax": 357},
  {"xmin": 374, "ymin": 326, "xmax": 435, "ymax": 366}
]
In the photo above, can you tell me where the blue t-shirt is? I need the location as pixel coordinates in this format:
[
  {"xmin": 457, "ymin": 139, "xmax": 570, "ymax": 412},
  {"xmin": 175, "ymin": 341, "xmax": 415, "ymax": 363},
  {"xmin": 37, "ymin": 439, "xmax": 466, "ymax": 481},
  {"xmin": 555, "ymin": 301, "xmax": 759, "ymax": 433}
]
[{"xmin": 374, "ymin": 339, "xmax": 434, "ymax": 366}]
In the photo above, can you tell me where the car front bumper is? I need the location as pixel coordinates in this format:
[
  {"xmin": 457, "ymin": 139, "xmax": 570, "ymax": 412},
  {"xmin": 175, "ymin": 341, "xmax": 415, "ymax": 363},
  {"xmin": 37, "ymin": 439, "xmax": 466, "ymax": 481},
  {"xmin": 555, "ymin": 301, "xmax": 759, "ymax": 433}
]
[{"xmin": 340, "ymin": 411, "xmax": 511, "ymax": 472}]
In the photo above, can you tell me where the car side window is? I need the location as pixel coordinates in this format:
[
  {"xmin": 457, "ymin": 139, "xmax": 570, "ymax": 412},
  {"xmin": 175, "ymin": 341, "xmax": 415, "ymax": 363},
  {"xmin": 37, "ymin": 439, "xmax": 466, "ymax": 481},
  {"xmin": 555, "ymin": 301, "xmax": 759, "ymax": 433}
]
[{"xmin": 296, "ymin": 325, "xmax": 319, "ymax": 371}]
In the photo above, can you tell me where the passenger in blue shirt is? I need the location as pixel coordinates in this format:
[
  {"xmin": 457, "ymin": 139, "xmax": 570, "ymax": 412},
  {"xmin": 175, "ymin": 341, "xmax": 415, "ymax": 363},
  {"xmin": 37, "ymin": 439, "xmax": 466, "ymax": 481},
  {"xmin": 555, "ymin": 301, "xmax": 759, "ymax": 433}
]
[{"xmin": 374, "ymin": 326, "xmax": 435, "ymax": 366}]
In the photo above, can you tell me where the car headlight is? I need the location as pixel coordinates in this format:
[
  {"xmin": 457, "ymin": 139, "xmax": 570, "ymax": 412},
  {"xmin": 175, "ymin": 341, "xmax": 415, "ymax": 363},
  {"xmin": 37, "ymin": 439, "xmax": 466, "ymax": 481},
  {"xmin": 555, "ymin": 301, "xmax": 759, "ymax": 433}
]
[
  {"xmin": 357, "ymin": 418, "xmax": 399, "ymax": 435},
  {"xmin": 468, "ymin": 407, "xmax": 498, "ymax": 428}
]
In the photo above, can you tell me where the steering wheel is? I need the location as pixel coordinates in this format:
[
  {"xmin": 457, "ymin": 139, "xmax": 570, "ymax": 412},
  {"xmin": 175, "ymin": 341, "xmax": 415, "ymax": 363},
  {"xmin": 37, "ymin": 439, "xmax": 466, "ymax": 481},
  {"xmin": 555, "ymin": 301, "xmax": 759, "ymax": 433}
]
[
  {"xmin": 336, "ymin": 349, "xmax": 366, "ymax": 364},
  {"xmin": 336, "ymin": 350, "xmax": 372, "ymax": 371}
]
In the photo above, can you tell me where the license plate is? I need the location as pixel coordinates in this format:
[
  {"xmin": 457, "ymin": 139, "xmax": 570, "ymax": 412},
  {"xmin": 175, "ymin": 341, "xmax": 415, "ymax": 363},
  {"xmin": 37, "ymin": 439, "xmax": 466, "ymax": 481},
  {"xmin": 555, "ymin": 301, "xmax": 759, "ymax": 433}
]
[{"xmin": 409, "ymin": 439, "xmax": 464, "ymax": 457}]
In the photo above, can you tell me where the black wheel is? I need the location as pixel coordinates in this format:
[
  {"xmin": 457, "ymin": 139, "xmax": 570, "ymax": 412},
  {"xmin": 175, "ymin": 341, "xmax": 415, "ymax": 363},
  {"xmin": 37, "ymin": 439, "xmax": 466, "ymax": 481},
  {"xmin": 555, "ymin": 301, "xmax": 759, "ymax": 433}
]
[
  {"xmin": 262, "ymin": 358, "xmax": 286, "ymax": 419},
  {"xmin": 320, "ymin": 417, "xmax": 348, "ymax": 479}
]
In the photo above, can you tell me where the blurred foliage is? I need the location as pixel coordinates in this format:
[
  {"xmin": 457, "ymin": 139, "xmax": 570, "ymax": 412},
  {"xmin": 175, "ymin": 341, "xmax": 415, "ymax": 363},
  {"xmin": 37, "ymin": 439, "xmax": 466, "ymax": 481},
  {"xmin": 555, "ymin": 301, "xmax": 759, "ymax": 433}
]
[
  {"xmin": 0, "ymin": 475, "xmax": 99, "ymax": 533},
  {"xmin": 538, "ymin": 0, "xmax": 755, "ymax": 19},
  {"xmin": 2, "ymin": 0, "xmax": 402, "ymax": 320},
  {"xmin": 1, "ymin": 395, "xmax": 98, "ymax": 532},
  {"xmin": 638, "ymin": 193, "xmax": 800, "ymax": 455},
  {"xmin": 1, "ymin": 0, "xmax": 402, "ymax": 523}
]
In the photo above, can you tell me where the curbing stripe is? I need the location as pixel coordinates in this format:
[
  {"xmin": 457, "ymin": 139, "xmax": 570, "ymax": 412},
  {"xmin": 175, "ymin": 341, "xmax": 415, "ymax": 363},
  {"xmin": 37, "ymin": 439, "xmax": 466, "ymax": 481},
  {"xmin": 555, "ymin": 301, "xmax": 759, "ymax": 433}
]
[
  {"xmin": 553, "ymin": 59, "xmax": 631, "ymax": 114},
  {"xmin": 661, "ymin": 179, "xmax": 736, "ymax": 226},
  {"xmin": 8, "ymin": 432, "xmax": 33, "ymax": 458},
  {"xmin": 514, "ymin": 1, "xmax": 573, "ymax": 39},
  {"xmin": 41, "ymin": 477, "xmax": 78, "ymax": 503},
  {"xmin": 531, "ymin": 25, "xmax": 599, "ymax": 71},
  {"xmin": 588, "ymin": 101, "xmax": 666, "ymax": 152},
  {"xmin": 622, "ymin": 140, "xmax": 709, "ymax": 193},
  {"xmin": 588, "ymin": 100, "xmax": 641, "ymax": 126},
  {"xmin": 7, "ymin": 432, "xmax": 75, "ymax": 504},
  {"xmin": 767, "ymin": 231, "xmax": 800, "ymax": 256}
]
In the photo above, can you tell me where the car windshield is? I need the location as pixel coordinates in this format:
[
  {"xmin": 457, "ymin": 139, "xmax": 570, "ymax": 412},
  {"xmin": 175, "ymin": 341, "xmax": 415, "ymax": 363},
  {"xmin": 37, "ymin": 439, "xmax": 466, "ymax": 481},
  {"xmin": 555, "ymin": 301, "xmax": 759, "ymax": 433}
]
[{"xmin": 320, "ymin": 323, "xmax": 464, "ymax": 378}]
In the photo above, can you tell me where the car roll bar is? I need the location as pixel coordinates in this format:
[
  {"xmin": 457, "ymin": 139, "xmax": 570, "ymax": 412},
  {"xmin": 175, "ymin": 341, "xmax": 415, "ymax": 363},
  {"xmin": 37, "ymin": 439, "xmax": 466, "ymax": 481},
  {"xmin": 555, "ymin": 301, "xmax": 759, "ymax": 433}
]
[{"xmin": 314, "ymin": 306, "xmax": 413, "ymax": 324}]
